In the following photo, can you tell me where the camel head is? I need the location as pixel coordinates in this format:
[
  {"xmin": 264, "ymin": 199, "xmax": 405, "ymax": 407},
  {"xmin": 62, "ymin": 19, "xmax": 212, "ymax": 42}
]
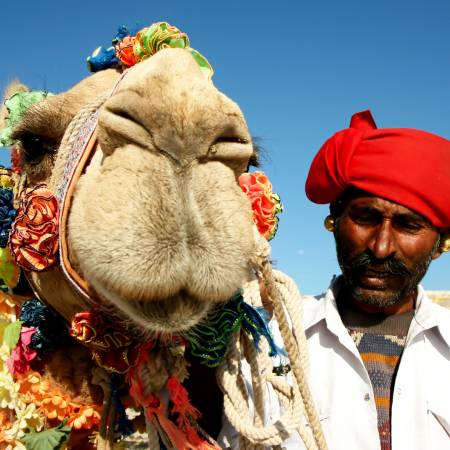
[{"xmin": 1, "ymin": 40, "xmax": 260, "ymax": 336}]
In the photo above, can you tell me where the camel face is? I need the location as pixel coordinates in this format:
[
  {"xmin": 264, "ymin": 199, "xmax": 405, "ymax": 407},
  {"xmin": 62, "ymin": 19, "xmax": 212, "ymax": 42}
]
[{"xmin": 6, "ymin": 49, "xmax": 257, "ymax": 334}]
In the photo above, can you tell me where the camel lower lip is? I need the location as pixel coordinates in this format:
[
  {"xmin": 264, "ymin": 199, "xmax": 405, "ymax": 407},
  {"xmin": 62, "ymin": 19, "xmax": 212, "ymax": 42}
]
[{"xmin": 91, "ymin": 281, "xmax": 210, "ymax": 334}]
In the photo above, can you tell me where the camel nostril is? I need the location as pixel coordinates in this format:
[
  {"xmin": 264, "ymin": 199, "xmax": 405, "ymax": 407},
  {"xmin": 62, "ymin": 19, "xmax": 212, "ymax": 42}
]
[
  {"xmin": 206, "ymin": 135, "xmax": 254, "ymax": 172},
  {"xmin": 98, "ymin": 101, "xmax": 155, "ymax": 156},
  {"xmin": 213, "ymin": 136, "xmax": 249, "ymax": 145}
]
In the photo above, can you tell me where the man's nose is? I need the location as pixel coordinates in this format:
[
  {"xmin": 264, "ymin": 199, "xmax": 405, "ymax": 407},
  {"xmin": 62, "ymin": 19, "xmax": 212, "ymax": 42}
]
[{"xmin": 368, "ymin": 219, "xmax": 397, "ymax": 260}]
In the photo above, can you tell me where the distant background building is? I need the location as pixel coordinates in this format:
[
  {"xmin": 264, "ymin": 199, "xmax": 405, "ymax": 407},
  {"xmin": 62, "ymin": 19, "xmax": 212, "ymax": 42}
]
[{"xmin": 428, "ymin": 291, "xmax": 450, "ymax": 308}]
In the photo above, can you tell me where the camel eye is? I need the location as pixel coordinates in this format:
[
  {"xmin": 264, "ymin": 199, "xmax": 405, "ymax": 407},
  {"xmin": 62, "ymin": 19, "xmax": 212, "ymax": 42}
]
[{"xmin": 18, "ymin": 133, "xmax": 56, "ymax": 165}]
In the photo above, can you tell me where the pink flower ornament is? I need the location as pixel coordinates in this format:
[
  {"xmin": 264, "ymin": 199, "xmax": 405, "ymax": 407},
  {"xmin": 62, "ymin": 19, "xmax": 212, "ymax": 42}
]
[{"xmin": 6, "ymin": 326, "xmax": 38, "ymax": 375}]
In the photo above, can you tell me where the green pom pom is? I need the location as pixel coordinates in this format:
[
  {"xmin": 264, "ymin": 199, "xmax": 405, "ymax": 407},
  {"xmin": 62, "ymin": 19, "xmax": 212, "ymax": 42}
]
[{"xmin": 0, "ymin": 91, "xmax": 54, "ymax": 147}]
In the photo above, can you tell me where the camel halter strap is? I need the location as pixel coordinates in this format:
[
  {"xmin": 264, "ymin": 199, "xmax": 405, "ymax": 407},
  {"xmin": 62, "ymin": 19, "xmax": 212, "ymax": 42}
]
[{"xmin": 55, "ymin": 73, "xmax": 127, "ymax": 304}]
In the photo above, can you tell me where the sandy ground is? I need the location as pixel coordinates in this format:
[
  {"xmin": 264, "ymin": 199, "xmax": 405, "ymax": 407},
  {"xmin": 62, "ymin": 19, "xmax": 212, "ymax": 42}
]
[{"xmin": 427, "ymin": 291, "xmax": 450, "ymax": 308}]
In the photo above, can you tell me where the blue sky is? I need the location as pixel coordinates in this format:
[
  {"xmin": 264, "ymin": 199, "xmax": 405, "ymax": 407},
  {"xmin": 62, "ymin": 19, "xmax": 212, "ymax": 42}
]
[{"xmin": 1, "ymin": 0, "xmax": 449, "ymax": 294}]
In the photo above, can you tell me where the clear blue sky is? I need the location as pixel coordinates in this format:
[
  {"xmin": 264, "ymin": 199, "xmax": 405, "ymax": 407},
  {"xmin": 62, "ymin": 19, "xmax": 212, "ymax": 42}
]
[{"xmin": 1, "ymin": 0, "xmax": 449, "ymax": 294}]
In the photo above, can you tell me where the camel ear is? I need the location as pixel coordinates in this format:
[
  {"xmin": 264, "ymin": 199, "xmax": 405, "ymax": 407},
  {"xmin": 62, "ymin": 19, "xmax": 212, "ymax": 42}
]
[{"xmin": 1, "ymin": 80, "xmax": 29, "ymax": 129}]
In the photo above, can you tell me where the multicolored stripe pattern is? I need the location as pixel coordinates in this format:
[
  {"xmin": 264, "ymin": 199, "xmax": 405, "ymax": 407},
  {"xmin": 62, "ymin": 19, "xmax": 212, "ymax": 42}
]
[{"xmin": 348, "ymin": 330, "xmax": 406, "ymax": 450}]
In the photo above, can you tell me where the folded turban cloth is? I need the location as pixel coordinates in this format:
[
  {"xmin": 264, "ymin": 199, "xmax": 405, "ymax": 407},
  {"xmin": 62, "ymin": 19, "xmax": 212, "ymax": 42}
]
[{"xmin": 305, "ymin": 110, "xmax": 450, "ymax": 229}]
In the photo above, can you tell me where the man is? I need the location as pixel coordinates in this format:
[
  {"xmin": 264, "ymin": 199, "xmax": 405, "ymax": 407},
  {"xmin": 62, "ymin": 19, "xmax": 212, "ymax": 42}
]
[
  {"xmin": 301, "ymin": 109, "xmax": 450, "ymax": 450},
  {"xmin": 219, "ymin": 110, "xmax": 450, "ymax": 450}
]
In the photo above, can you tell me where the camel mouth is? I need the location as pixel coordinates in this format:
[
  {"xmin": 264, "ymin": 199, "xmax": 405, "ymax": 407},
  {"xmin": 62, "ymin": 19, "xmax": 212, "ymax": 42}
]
[{"xmin": 91, "ymin": 280, "xmax": 210, "ymax": 335}]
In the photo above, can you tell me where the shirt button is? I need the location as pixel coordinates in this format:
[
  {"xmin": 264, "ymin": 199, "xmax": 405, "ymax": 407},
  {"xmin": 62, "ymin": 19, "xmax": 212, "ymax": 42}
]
[
  {"xmin": 364, "ymin": 393, "xmax": 370, "ymax": 401},
  {"xmin": 397, "ymin": 388, "xmax": 402, "ymax": 395}
]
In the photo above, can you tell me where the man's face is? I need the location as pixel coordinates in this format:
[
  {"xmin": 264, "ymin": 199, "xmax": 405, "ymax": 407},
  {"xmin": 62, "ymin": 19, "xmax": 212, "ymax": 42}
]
[{"xmin": 335, "ymin": 193, "xmax": 441, "ymax": 309}]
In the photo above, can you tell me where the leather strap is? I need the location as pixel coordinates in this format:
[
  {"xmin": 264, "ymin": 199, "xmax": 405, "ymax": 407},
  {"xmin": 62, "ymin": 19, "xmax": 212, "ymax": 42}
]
[
  {"xmin": 57, "ymin": 113, "xmax": 99, "ymax": 303},
  {"xmin": 55, "ymin": 70, "xmax": 128, "ymax": 304}
]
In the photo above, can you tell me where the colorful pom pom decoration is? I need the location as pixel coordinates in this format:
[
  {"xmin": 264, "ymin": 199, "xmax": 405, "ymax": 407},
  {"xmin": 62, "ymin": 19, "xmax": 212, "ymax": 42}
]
[
  {"xmin": 20, "ymin": 298, "xmax": 70, "ymax": 354},
  {"xmin": 9, "ymin": 184, "xmax": 59, "ymax": 272},
  {"xmin": 87, "ymin": 21, "xmax": 214, "ymax": 79},
  {"xmin": 239, "ymin": 171, "xmax": 283, "ymax": 240},
  {"xmin": 0, "ymin": 91, "xmax": 54, "ymax": 148}
]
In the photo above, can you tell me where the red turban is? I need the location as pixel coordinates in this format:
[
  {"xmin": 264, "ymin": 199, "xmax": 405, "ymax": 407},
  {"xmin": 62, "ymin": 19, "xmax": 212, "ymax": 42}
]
[{"xmin": 305, "ymin": 110, "xmax": 450, "ymax": 228}]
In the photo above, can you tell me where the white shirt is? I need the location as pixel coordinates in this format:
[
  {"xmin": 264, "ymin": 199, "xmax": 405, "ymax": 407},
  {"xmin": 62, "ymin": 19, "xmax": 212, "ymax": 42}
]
[{"xmin": 219, "ymin": 282, "xmax": 450, "ymax": 449}]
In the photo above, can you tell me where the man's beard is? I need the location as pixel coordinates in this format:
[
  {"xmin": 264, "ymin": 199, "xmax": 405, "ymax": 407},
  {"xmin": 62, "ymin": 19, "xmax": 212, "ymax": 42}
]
[{"xmin": 336, "ymin": 238, "xmax": 438, "ymax": 308}]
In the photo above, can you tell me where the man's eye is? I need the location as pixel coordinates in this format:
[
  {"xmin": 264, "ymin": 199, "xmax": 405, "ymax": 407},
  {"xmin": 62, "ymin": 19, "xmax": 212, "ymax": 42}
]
[
  {"xmin": 349, "ymin": 212, "xmax": 378, "ymax": 225},
  {"xmin": 394, "ymin": 218, "xmax": 425, "ymax": 232}
]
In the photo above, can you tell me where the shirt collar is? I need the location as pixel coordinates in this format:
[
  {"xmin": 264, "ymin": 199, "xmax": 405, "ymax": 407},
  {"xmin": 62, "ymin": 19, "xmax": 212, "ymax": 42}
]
[
  {"xmin": 303, "ymin": 276, "xmax": 341, "ymax": 332},
  {"xmin": 303, "ymin": 278, "xmax": 450, "ymax": 349},
  {"xmin": 413, "ymin": 285, "xmax": 450, "ymax": 348}
]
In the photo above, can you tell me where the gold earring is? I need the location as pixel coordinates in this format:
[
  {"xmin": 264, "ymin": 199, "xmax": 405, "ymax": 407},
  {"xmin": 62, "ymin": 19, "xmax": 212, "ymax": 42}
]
[
  {"xmin": 324, "ymin": 215, "xmax": 335, "ymax": 232},
  {"xmin": 441, "ymin": 237, "xmax": 450, "ymax": 253}
]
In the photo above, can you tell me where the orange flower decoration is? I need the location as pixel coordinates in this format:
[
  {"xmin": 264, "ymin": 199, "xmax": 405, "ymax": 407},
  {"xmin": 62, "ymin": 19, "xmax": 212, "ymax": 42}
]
[
  {"xmin": 0, "ymin": 409, "xmax": 12, "ymax": 431},
  {"xmin": 40, "ymin": 395, "xmax": 69, "ymax": 420},
  {"xmin": 0, "ymin": 292, "xmax": 17, "ymax": 320},
  {"xmin": 239, "ymin": 171, "xmax": 283, "ymax": 240},
  {"xmin": 115, "ymin": 35, "xmax": 137, "ymax": 67},
  {"xmin": 17, "ymin": 371, "xmax": 50, "ymax": 400},
  {"xmin": 68, "ymin": 405, "xmax": 101, "ymax": 430},
  {"xmin": 9, "ymin": 184, "xmax": 59, "ymax": 271},
  {"xmin": 16, "ymin": 370, "xmax": 102, "ymax": 431}
]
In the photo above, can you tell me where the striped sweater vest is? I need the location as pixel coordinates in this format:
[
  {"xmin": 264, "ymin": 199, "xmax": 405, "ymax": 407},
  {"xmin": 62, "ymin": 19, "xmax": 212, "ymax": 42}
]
[{"xmin": 340, "ymin": 303, "xmax": 414, "ymax": 450}]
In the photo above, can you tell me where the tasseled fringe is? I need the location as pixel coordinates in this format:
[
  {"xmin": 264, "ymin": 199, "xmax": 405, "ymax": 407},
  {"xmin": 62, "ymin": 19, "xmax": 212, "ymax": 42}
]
[{"xmin": 128, "ymin": 354, "xmax": 220, "ymax": 450}]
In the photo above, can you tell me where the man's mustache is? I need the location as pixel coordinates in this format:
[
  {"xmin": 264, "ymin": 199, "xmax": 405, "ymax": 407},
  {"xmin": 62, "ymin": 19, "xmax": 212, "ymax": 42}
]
[{"xmin": 342, "ymin": 251, "xmax": 412, "ymax": 277}]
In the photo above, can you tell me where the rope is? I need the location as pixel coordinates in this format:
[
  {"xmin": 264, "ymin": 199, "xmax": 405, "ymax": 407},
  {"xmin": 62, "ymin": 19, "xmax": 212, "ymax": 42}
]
[
  {"xmin": 218, "ymin": 232, "xmax": 329, "ymax": 450},
  {"xmin": 146, "ymin": 418, "xmax": 161, "ymax": 449},
  {"xmin": 260, "ymin": 253, "xmax": 328, "ymax": 450},
  {"xmin": 218, "ymin": 282, "xmax": 307, "ymax": 447},
  {"xmin": 92, "ymin": 367, "xmax": 115, "ymax": 450}
]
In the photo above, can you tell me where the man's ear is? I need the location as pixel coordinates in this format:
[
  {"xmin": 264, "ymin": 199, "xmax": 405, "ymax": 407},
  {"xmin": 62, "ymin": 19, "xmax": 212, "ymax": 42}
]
[{"xmin": 433, "ymin": 233, "xmax": 450, "ymax": 260}]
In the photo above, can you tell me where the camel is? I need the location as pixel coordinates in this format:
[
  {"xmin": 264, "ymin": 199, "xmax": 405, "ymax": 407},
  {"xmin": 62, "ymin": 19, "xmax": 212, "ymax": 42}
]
[
  {"xmin": 0, "ymin": 23, "xmax": 327, "ymax": 450},
  {"xmin": 9, "ymin": 51, "xmax": 258, "ymax": 331}
]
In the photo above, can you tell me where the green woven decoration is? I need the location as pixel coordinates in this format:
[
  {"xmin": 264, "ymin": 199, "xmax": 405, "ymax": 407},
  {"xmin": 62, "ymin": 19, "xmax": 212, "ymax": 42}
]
[
  {"xmin": 187, "ymin": 291, "xmax": 279, "ymax": 367},
  {"xmin": 133, "ymin": 22, "xmax": 213, "ymax": 79}
]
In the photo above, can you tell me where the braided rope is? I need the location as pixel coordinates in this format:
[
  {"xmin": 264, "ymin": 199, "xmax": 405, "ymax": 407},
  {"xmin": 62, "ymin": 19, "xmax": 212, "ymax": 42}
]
[
  {"xmin": 219, "ymin": 233, "xmax": 328, "ymax": 449},
  {"xmin": 246, "ymin": 337, "xmax": 266, "ymax": 428},
  {"xmin": 219, "ymin": 337, "xmax": 303, "ymax": 445},
  {"xmin": 219, "ymin": 282, "xmax": 309, "ymax": 448},
  {"xmin": 92, "ymin": 368, "xmax": 114, "ymax": 450},
  {"xmin": 259, "ymin": 256, "xmax": 327, "ymax": 450},
  {"xmin": 243, "ymin": 282, "xmax": 267, "ymax": 433},
  {"xmin": 252, "ymin": 279, "xmax": 317, "ymax": 450},
  {"xmin": 146, "ymin": 419, "xmax": 161, "ymax": 449},
  {"xmin": 272, "ymin": 271, "xmax": 310, "ymax": 379}
]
